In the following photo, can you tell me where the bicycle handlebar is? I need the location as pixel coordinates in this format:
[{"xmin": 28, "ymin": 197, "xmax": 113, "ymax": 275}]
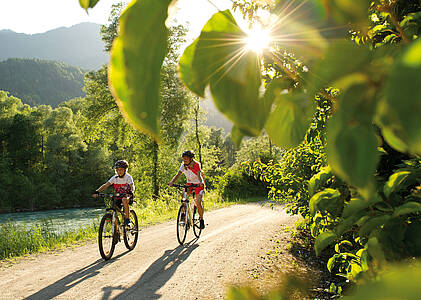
[
  {"xmin": 172, "ymin": 183, "xmax": 200, "ymax": 189},
  {"xmin": 97, "ymin": 193, "xmax": 130, "ymax": 198}
]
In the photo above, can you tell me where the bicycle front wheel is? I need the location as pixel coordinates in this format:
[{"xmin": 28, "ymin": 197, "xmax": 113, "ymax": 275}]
[
  {"xmin": 192, "ymin": 206, "xmax": 202, "ymax": 238},
  {"xmin": 176, "ymin": 204, "xmax": 188, "ymax": 245},
  {"xmin": 98, "ymin": 213, "xmax": 116, "ymax": 260},
  {"xmin": 123, "ymin": 209, "xmax": 139, "ymax": 250}
]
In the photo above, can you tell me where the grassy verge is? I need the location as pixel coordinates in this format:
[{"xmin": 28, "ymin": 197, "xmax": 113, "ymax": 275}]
[{"xmin": 0, "ymin": 191, "xmax": 262, "ymax": 262}]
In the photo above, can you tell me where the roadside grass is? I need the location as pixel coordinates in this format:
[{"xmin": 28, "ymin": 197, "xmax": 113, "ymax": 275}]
[{"xmin": 0, "ymin": 190, "xmax": 265, "ymax": 262}]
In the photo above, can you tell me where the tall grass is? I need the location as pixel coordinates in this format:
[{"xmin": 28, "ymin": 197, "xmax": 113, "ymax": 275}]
[
  {"xmin": 0, "ymin": 191, "xmax": 265, "ymax": 261},
  {"xmin": 0, "ymin": 220, "xmax": 98, "ymax": 260}
]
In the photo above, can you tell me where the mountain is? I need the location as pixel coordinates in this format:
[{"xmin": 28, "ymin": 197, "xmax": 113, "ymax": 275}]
[
  {"xmin": 0, "ymin": 58, "xmax": 85, "ymax": 107},
  {"xmin": 0, "ymin": 23, "xmax": 108, "ymax": 70}
]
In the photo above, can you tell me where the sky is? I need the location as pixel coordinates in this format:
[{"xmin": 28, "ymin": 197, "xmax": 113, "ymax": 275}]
[{"xmin": 0, "ymin": 0, "xmax": 234, "ymax": 38}]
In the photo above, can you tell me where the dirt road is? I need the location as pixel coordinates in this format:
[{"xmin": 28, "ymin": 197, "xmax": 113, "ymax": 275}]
[{"xmin": 0, "ymin": 203, "xmax": 298, "ymax": 300}]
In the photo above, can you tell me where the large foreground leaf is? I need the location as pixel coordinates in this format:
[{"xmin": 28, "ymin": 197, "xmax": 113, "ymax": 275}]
[
  {"xmin": 265, "ymin": 91, "xmax": 315, "ymax": 149},
  {"xmin": 327, "ymin": 83, "xmax": 378, "ymax": 190},
  {"xmin": 179, "ymin": 10, "xmax": 266, "ymax": 138},
  {"xmin": 376, "ymin": 38, "xmax": 421, "ymax": 156},
  {"xmin": 109, "ymin": 0, "xmax": 171, "ymax": 140}
]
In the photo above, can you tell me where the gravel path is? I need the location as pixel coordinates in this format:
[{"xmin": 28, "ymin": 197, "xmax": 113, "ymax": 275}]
[{"xmin": 0, "ymin": 203, "xmax": 298, "ymax": 300}]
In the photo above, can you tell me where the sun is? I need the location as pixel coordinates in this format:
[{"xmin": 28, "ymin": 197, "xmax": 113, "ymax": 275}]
[{"xmin": 244, "ymin": 25, "xmax": 271, "ymax": 53}]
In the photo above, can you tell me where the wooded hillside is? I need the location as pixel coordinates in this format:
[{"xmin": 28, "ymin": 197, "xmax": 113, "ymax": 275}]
[{"xmin": 0, "ymin": 58, "xmax": 85, "ymax": 107}]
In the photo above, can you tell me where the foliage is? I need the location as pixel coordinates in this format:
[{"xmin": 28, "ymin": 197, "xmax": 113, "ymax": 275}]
[
  {"xmin": 0, "ymin": 58, "xmax": 85, "ymax": 107},
  {"xmin": 215, "ymin": 165, "xmax": 268, "ymax": 201}
]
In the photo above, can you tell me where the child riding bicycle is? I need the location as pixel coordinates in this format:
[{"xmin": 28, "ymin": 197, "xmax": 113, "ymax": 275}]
[
  {"xmin": 92, "ymin": 160, "xmax": 135, "ymax": 227},
  {"xmin": 169, "ymin": 150, "xmax": 206, "ymax": 229}
]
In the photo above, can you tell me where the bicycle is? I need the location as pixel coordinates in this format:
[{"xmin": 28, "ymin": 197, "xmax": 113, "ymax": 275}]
[
  {"xmin": 97, "ymin": 193, "xmax": 139, "ymax": 260},
  {"xmin": 172, "ymin": 184, "xmax": 203, "ymax": 245}
]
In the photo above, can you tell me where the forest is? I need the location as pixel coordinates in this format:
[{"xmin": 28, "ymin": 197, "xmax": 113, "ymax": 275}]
[
  {"xmin": 0, "ymin": 58, "xmax": 85, "ymax": 107},
  {"xmin": 0, "ymin": 19, "xmax": 274, "ymax": 213}
]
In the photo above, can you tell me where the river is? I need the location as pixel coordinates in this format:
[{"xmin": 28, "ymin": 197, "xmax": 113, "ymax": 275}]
[{"xmin": 0, "ymin": 207, "xmax": 105, "ymax": 234}]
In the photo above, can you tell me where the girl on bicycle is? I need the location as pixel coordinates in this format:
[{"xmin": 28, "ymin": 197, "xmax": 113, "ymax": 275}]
[
  {"xmin": 169, "ymin": 150, "xmax": 206, "ymax": 229},
  {"xmin": 92, "ymin": 160, "xmax": 135, "ymax": 227}
]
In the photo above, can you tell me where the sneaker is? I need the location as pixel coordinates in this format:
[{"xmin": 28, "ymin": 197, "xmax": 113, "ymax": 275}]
[
  {"xmin": 199, "ymin": 219, "xmax": 205, "ymax": 229},
  {"xmin": 124, "ymin": 218, "xmax": 131, "ymax": 227}
]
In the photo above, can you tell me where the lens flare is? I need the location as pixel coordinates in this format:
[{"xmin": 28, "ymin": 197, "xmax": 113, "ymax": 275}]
[{"xmin": 245, "ymin": 26, "xmax": 271, "ymax": 53}]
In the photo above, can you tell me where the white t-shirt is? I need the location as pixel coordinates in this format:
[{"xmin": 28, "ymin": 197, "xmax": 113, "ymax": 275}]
[
  {"xmin": 179, "ymin": 162, "xmax": 203, "ymax": 184},
  {"xmin": 108, "ymin": 173, "xmax": 135, "ymax": 195}
]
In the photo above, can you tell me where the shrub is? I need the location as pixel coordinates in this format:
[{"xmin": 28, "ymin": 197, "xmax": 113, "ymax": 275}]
[{"xmin": 215, "ymin": 166, "xmax": 268, "ymax": 201}]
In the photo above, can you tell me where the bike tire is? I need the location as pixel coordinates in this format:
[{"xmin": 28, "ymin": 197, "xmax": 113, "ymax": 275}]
[
  {"xmin": 123, "ymin": 209, "xmax": 139, "ymax": 250},
  {"xmin": 192, "ymin": 206, "xmax": 202, "ymax": 238},
  {"xmin": 98, "ymin": 213, "xmax": 116, "ymax": 260},
  {"xmin": 176, "ymin": 204, "xmax": 188, "ymax": 245}
]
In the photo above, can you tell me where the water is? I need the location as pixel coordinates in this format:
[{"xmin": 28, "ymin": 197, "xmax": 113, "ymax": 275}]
[{"xmin": 0, "ymin": 207, "xmax": 105, "ymax": 234}]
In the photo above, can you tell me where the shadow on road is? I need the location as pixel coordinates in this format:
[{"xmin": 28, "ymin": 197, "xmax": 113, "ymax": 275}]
[
  {"xmin": 26, "ymin": 251, "xmax": 130, "ymax": 300},
  {"xmin": 109, "ymin": 239, "xmax": 199, "ymax": 300}
]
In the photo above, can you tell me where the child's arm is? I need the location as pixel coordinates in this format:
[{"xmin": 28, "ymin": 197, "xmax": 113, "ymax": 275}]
[
  {"xmin": 169, "ymin": 171, "xmax": 183, "ymax": 186},
  {"xmin": 92, "ymin": 182, "xmax": 112, "ymax": 197}
]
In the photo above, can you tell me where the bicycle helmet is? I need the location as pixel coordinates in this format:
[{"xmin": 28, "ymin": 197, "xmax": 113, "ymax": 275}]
[
  {"xmin": 114, "ymin": 160, "xmax": 129, "ymax": 169},
  {"xmin": 182, "ymin": 150, "xmax": 195, "ymax": 158}
]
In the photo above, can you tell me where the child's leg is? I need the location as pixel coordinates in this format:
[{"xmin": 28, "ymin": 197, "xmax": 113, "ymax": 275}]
[
  {"xmin": 122, "ymin": 197, "xmax": 130, "ymax": 219},
  {"xmin": 195, "ymin": 193, "xmax": 204, "ymax": 219}
]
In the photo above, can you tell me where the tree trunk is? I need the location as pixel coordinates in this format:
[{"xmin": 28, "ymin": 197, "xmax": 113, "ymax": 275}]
[
  {"xmin": 194, "ymin": 97, "xmax": 203, "ymax": 167},
  {"xmin": 152, "ymin": 140, "xmax": 159, "ymax": 199}
]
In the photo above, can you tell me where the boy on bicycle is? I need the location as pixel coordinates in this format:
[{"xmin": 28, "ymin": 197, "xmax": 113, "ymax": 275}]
[
  {"xmin": 169, "ymin": 150, "xmax": 206, "ymax": 229},
  {"xmin": 92, "ymin": 160, "xmax": 135, "ymax": 227}
]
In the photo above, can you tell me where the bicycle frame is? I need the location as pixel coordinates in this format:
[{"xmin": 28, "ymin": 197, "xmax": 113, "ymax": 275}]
[{"xmin": 180, "ymin": 189, "xmax": 195, "ymax": 227}]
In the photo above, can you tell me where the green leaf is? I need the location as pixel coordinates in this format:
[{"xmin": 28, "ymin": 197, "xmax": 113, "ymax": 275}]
[
  {"xmin": 327, "ymin": 254, "xmax": 339, "ymax": 272},
  {"xmin": 342, "ymin": 196, "xmax": 382, "ymax": 218},
  {"xmin": 265, "ymin": 91, "xmax": 315, "ymax": 149},
  {"xmin": 326, "ymin": 82, "xmax": 379, "ymax": 190},
  {"xmin": 393, "ymin": 202, "xmax": 421, "ymax": 217},
  {"xmin": 376, "ymin": 38, "xmax": 421, "ymax": 155},
  {"xmin": 109, "ymin": 0, "xmax": 172, "ymax": 140},
  {"xmin": 178, "ymin": 39, "xmax": 200, "ymax": 95},
  {"xmin": 335, "ymin": 210, "xmax": 366, "ymax": 236},
  {"xmin": 271, "ymin": 19, "xmax": 327, "ymax": 62},
  {"xmin": 345, "ymin": 262, "xmax": 421, "ymax": 299},
  {"xmin": 404, "ymin": 220, "xmax": 421, "ymax": 257},
  {"xmin": 309, "ymin": 41, "xmax": 371, "ymax": 93},
  {"xmin": 308, "ymin": 165, "xmax": 333, "ymax": 196},
  {"xmin": 358, "ymin": 215, "xmax": 391, "ymax": 237},
  {"xmin": 383, "ymin": 171, "xmax": 411, "ymax": 197},
  {"xmin": 79, "ymin": 0, "xmax": 100, "ymax": 10},
  {"xmin": 326, "ymin": 0, "xmax": 370, "ymax": 28},
  {"xmin": 179, "ymin": 10, "xmax": 266, "ymax": 136},
  {"xmin": 230, "ymin": 126, "xmax": 245, "ymax": 148},
  {"xmin": 309, "ymin": 188, "xmax": 342, "ymax": 216},
  {"xmin": 366, "ymin": 236, "xmax": 386, "ymax": 263},
  {"xmin": 315, "ymin": 231, "xmax": 337, "ymax": 256},
  {"xmin": 327, "ymin": 118, "xmax": 378, "ymax": 189}
]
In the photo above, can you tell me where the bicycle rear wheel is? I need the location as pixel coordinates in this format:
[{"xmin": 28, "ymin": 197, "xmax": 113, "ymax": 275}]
[
  {"xmin": 123, "ymin": 210, "xmax": 139, "ymax": 250},
  {"xmin": 192, "ymin": 206, "xmax": 202, "ymax": 238},
  {"xmin": 176, "ymin": 204, "xmax": 188, "ymax": 245},
  {"xmin": 98, "ymin": 213, "xmax": 115, "ymax": 260}
]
